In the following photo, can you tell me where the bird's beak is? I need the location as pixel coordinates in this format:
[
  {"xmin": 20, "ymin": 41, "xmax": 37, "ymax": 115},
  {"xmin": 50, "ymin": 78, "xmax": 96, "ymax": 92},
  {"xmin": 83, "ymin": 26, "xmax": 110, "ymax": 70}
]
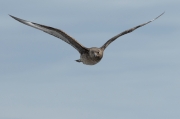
[{"xmin": 94, "ymin": 53, "xmax": 98, "ymax": 57}]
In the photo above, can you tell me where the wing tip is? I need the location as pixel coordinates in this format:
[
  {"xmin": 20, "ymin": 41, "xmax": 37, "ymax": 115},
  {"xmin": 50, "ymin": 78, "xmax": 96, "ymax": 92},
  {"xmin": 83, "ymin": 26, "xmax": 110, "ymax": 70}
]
[
  {"xmin": 9, "ymin": 14, "xmax": 30, "ymax": 25},
  {"xmin": 9, "ymin": 14, "xmax": 21, "ymax": 21},
  {"xmin": 156, "ymin": 11, "xmax": 165, "ymax": 19},
  {"xmin": 150, "ymin": 11, "xmax": 165, "ymax": 22},
  {"xmin": 9, "ymin": 14, "xmax": 15, "ymax": 18}
]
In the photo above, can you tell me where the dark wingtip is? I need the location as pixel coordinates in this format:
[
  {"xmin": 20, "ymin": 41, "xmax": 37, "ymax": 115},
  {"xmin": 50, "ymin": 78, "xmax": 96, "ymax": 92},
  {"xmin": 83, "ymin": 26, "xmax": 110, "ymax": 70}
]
[
  {"xmin": 9, "ymin": 14, "xmax": 14, "ymax": 18},
  {"xmin": 150, "ymin": 11, "xmax": 165, "ymax": 22},
  {"xmin": 8, "ymin": 15, "xmax": 28, "ymax": 25},
  {"xmin": 9, "ymin": 14, "xmax": 18, "ymax": 20}
]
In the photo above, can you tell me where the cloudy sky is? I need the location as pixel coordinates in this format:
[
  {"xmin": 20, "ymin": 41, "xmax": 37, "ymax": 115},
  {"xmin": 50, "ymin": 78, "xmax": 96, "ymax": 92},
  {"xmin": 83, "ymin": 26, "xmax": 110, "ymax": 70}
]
[{"xmin": 1, "ymin": 0, "xmax": 180, "ymax": 119}]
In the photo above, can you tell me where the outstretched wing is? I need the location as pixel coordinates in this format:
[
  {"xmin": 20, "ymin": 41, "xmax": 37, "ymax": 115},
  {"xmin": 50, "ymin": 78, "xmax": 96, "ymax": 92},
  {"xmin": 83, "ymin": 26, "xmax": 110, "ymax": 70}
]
[
  {"xmin": 9, "ymin": 15, "xmax": 88, "ymax": 54},
  {"xmin": 101, "ymin": 12, "xmax": 165, "ymax": 50}
]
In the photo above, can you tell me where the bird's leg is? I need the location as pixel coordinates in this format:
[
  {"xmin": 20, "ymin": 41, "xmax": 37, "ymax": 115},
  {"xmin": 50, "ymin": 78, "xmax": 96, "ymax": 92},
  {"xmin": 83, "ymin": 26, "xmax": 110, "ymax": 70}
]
[{"xmin": 75, "ymin": 59, "xmax": 82, "ymax": 62}]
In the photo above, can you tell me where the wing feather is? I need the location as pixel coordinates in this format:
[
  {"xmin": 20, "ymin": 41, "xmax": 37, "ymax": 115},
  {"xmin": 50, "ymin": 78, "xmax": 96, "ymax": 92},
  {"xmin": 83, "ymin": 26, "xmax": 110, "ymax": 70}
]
[
  {"xmin": 101, "ymin": 12, "xmax": 165, "ymax": 50},
  {"xmin": 9, "ymin": 15, "xmax": 88, "ymax": 54}
]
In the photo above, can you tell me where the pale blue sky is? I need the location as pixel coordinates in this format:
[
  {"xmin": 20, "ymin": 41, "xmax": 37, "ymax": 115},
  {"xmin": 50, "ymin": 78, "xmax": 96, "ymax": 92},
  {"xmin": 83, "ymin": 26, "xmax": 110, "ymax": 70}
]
[{"xmin": 1, "ymin": 0, "xmax": 180, "ymax": 119}]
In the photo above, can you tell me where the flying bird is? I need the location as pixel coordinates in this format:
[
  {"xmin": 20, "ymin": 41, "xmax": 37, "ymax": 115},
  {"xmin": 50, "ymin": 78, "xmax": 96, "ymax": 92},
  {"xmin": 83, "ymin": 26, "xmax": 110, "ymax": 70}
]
[{"xmin": 9, "ymin": 12, "xmax": 164, "ymax": 65}]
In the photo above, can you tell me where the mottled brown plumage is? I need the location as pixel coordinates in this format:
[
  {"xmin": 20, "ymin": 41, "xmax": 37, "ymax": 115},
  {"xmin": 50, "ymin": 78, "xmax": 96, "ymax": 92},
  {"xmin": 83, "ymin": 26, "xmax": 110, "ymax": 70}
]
[{"xmin": 10, "ymin": 12, "xmax": 164, "ymax": 65}]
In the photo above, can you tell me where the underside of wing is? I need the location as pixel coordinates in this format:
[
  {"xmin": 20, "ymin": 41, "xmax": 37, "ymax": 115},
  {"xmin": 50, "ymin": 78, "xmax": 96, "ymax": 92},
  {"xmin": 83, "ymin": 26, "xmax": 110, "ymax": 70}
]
[
  {"xmin": 10, "ymin": 15, "xmax": 88, "ymax": 54},
  {"xmin": 101, "ymin": 12, "xmax": 165, "ymax": 50}
]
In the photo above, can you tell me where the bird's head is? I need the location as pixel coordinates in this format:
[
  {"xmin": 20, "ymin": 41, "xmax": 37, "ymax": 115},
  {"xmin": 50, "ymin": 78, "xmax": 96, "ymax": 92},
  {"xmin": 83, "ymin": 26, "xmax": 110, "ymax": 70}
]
[{"xmin": 89, "ymin": 47, "xmax": 103, "ymax": 60}]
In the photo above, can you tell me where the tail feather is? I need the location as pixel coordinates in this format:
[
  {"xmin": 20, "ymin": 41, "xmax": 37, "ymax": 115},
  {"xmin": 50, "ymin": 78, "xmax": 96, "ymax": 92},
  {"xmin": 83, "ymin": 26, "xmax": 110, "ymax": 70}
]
[{"xmin": 75, "ymin": 59, "xmax": 82, "ymax": 62}]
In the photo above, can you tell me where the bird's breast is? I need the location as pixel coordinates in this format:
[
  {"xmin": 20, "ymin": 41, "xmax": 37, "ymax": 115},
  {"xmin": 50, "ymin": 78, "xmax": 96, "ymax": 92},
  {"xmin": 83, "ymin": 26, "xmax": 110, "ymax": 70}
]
[{"xmin": 80, "ymin": 53, "xmax": 102, "ymax": 65}]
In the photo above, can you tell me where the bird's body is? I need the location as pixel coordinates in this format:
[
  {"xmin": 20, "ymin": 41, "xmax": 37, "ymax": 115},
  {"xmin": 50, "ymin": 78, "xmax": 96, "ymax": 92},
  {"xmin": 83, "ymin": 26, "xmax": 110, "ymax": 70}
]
[
  {"xmin": 78, "ymin": 47, "xmax": 103, "ymax": 65},
  {"xmin": 10, "ymin": 12, "xmax": 164, "ymax": 65}
]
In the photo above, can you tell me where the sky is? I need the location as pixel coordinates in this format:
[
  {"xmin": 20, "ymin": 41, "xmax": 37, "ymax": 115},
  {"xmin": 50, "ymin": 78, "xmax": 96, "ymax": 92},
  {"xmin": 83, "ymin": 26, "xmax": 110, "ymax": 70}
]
[{"xmin": 0, "ymin": 0, "xmax": 180, "ymax": 119}]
